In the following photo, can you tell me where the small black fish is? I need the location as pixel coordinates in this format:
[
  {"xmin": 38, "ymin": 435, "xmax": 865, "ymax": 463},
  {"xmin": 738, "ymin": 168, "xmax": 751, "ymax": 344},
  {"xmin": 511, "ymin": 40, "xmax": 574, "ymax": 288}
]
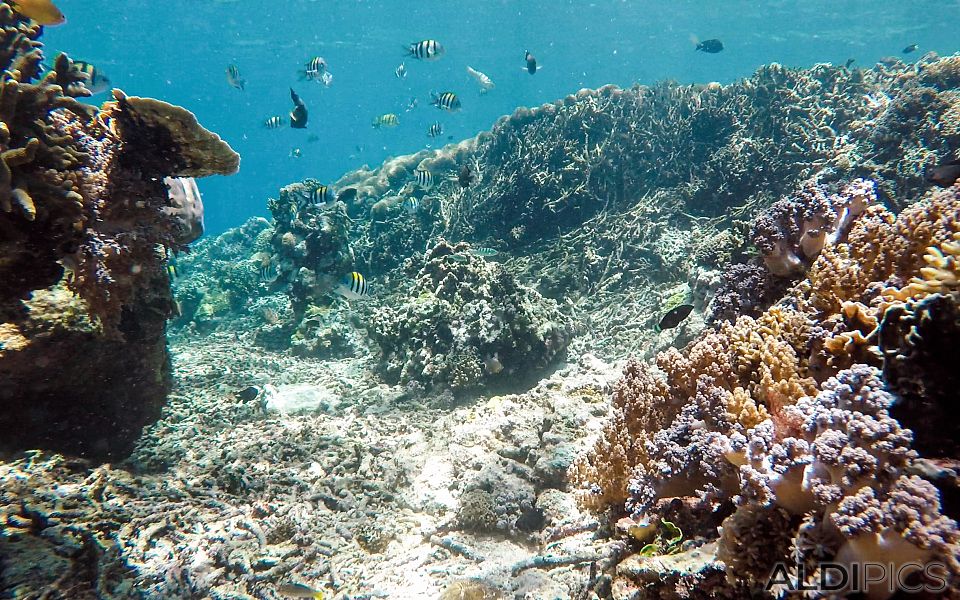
[
  {"xmin": 844, "ymin": 58, "xmax": 856, "ymax": 69},
  {"xmin": 656, "ymin": 304, "xmax": 694, "ymax": 332},
  {"xmin": 458, "ymin": 164, "xmax": 476, "ymax": 188},
  {"xmin": 902, "ymin": 44, "xmax": 919, "ymax": 54},
  {"xmin": 236, "ymin": 386, "xmax": 261, "ymax": 402},
  {"xmin": 524, "ymin": 50, "xmax": 537, "ymax": 74},
  {"xmin": 696, "ymin": 39, "xmax": 724, "ymax": 54},
  {"xmin": 289, "ymin": 88, "xmax": 308, "ymax": 129},
  {"xmin": 928, "ymin": 159, "xmax": 960, "ymax": 188}
]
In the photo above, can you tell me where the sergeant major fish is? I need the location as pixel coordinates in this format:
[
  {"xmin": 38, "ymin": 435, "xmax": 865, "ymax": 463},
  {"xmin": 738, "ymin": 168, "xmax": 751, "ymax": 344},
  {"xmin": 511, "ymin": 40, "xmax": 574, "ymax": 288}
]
[
  {"xmin": 406, "ymin": 39, "xmax": 444, "ymax": 60},
  {"xmin": 427, "ymin": 122, "xmax": 443, "ymax": 138},
  {"xmin": 414, "ymin": 168, "xmax": 433, "ymax": 189},
  {"xmin": 335, "ymin": 272, "xmax": 368, "ymax": 300},
  {"xmin": 431, "ymin": 91, "xmax": 461, "ymax": 111},
  {"xmin": 264, "ymin": 115, "xmax": 286, "ymax": 129},
  {"xmin": 372, "ymin": 113, "xmax": 399, "ymax": 128}
]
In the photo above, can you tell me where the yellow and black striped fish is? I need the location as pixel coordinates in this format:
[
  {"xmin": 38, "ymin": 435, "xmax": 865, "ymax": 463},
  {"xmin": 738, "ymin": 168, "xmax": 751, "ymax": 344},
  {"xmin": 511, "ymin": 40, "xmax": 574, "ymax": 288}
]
[
  {"xmin": 427, "ymin": 122, "xmax": 443, "ymax": 138},
  {"xmin": 431, "ymin": 91, "xmax": 460, "ymax": 112},
  {"xmin": 406, "ymin": 40, "xmax": 444, "ymax": 61},
  {"xmin": 264, "ymin": 115, "xmax": 285, "ymax": 129},
  {"xmin": 309, "ymin": 184, "xmax": 334, "ymax": 204},
  {"xmin": 336, "ymin": 272, "xmax": 368, "ymax": 300},
  {"xmin": 372, "ymin": 113, "xmax": 399, "ymax": 129},
  {"xmin": 414, "ymin": 168, "xmax": 433, "ymax": 189}
]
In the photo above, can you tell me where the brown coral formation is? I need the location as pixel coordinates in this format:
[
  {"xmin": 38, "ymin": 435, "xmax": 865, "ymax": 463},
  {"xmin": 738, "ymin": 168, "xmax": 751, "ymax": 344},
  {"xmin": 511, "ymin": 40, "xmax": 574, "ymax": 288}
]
[{"xmin": 0, "ymin": 6, "xmax": 238, "ymax": 459}]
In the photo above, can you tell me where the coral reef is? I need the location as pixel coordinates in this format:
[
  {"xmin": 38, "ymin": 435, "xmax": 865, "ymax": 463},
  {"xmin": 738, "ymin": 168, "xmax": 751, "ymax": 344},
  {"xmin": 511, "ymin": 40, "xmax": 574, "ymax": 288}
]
[
  {"xmin": 571, "ymin": 180, "xmax": 960, "ymax": 597},
  {"xmin": 0, "ymin": 7, "xmax": 238, "ymax": 459},
  {"xmin": 369, "ymin": 240, "xmax": 573, "ymax": 392}
]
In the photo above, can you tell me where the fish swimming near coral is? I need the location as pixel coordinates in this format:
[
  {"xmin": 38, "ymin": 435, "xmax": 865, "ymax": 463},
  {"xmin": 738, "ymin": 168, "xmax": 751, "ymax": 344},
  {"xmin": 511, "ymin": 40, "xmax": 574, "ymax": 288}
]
[
  {"xmin": 402, "ymin": 197, "xmax": 420, "ymax": 215},
  {"xmin": 695, "ymin": 39, "xmax": 724, "ymax": 53},
  {"xmin": 524, "ymin": 51, "xmax": 538, "ymax": 74},
  {"xmin": 277, "ymin": 582, "xmax": 324, "ymax": 599},
  {"xmin": 10, "ymin": 0, "xmax": 65, "ymax": 26},
  {"xmin": 335, "ymin": 272, "xmax": 368, "ymax": 300},
  {"xmin": 902, "ymin": 43, "xmax": 919, "ymax": 54},
  {"xmin": 289, "ymin": 88, "xmax": 308, "ymax": 128},
  {"xmin": 844, "ymin": 58, "xmax": 856, "ymax": 69},
  {"xmin": 458, "ymin": 163, "xmax": 477, "ymax": 188},
  {"xmin": 372, "ymin": 113, "xmax": 399, "ymax": 129},
  {"xmin": 469, "ymin": 247, "xmax": 498, "ymax": 257},
  {"xmin": 226, "ymin": 64, "xmax": 245, "ymax": 90},
  {"xmin": 406, "ymin": 39, "xmax": 444, "ymax": 60},
  {"xmin": 252, "ymin": 252, "xmax": 279, "ymax": 283},
  {"xmin": 466, "ymin": 66, "xmax": 495, "ymax": 91},
  {"xmin": 414, "ymin": 167, "xmax": 433, "ymax": 189},
  {"xmin": 431, "ymin": 91, "xmax": 461, "ymax": 111},
  {"xmin": 655, "ymin": 304, "xmax": 694, "ymax": 332},
  {"xmin": 927, "ymin": 158, "xmax": 960, "ymax": 188},
  {"xmin": 72, "ymin": 61, "xmax": 110, "ymax": 95}
]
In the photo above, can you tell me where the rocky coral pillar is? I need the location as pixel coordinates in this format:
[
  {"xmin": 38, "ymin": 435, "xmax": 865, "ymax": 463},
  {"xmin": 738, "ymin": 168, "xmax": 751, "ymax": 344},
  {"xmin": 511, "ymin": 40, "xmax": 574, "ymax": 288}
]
[{"xmin": 0, "ymin": 18, "xmax": 238, "ymax": 460}]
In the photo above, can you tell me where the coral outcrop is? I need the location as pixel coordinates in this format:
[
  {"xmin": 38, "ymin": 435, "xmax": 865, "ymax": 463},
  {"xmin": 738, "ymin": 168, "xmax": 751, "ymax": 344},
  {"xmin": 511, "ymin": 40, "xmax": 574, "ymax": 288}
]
[
  {"xmin": 0, "ymin": 7, "xmax": 238, "ymax": 459},
  {"xmin": 369, "ymin": 240, "xmax": 573, "ymax": 392},
  {"xmin": 570, "ymin": 180, "xmax": 960, "ymax": 597}
]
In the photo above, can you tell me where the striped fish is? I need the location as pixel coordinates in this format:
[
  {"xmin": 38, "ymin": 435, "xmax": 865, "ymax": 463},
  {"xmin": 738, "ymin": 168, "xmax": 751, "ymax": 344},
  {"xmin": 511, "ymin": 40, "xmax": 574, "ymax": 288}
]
[
  {"xmin": 309, "ymin": 184, "xmax": 334, "ymax": 205},
  {"xmin": 372, "ymin": 113, "xmax": 399, "ymax": 129},
  {"xmin": 226, "ymin": 64, "xmax": 245, "ymax": 91},
  {"xmin": 264, "ymin": 115, "xmax": 285, "ymax": 129},
  {"xmin": 402, "ymin": 197, "xmax": 420, "ymax": 215},
  {"xmin": 305, "ymin": 56, "xmax": 327, "ymax": 75},
  {"xmin": 469, "ymin": 247, "xmax": 499, "ymax": 257},
  {"xmin": 336, "ymin": 272, "xmax": 368, "ymax": 300},
  {"xmin": 414, "ymin": 168, "xmax": 433, "ymax": 189},
  {"xmin": 406, "ymin": 39, "xmax": 444, "ymax": 61},
  {"xmin": 431, "ymin": 91, "xmax": 461, "ymax": 112},
  {"xmin": 427, "ymin": 122, "xmax": 443, "ymax": 138}
]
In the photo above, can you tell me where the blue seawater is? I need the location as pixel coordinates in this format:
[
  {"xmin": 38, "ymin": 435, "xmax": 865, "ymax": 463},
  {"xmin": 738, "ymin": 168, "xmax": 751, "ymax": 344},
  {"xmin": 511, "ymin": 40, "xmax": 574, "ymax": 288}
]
[{"xmin": 45, "ymin": 0, "xmax": 959, "ymax": 235}]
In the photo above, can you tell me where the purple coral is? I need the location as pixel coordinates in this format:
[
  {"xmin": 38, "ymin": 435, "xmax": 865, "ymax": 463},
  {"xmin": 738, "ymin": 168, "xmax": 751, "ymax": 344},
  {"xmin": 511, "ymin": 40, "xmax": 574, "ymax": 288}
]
[{"xmin": 750, "ymin": 179, "xmax": 875, "ymax": 276}]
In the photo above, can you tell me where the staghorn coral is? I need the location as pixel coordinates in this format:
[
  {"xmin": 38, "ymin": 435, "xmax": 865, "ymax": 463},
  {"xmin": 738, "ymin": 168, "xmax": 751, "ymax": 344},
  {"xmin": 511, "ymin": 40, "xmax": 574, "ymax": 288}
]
[{"xmin": 369, "ymin": 239, "xmax": 573, "ymax": 393}]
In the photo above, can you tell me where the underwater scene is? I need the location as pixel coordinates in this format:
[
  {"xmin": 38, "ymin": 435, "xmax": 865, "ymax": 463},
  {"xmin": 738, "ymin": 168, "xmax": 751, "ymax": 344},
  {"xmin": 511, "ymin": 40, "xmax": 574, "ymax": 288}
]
[{"xmin": 2, "ymin": 0, "xmax": 960, "ymax": 598}]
